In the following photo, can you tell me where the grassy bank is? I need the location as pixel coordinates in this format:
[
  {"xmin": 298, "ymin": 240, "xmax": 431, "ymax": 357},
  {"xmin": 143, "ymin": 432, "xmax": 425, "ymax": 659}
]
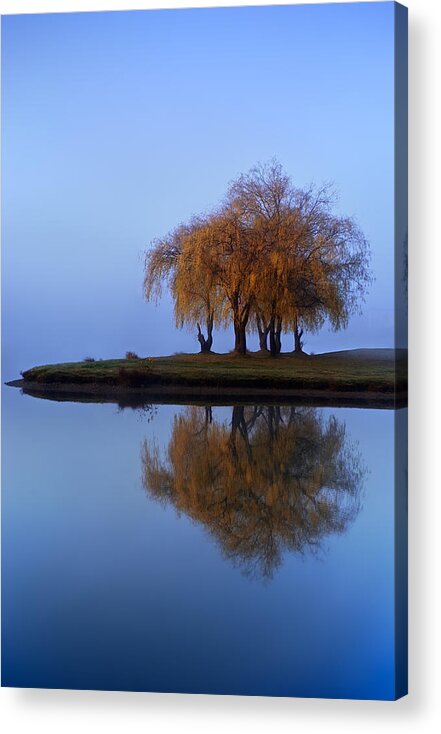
[{"xmin": 16, "ymin": 349, "xmax": 407, "ymax": 397}]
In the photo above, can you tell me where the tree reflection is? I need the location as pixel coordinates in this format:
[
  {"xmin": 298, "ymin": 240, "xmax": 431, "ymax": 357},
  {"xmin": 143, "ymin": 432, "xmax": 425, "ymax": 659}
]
[{"xmin": 141, "ymin": 405, "xmax": 365, "ymax": 579}]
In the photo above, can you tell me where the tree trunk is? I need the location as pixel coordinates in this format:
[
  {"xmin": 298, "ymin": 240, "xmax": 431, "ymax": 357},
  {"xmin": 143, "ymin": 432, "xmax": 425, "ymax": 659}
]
[
  {"xmin": 256, "ymin": 313, "xmax": 269, "ymax": 352},
  {"xmin": 269, "ymin": 317, "xmax": 277, "ymax": 357},
  {"xmin": 234, "ymin": 321, "xmax": 247, "ymax": 355},
  {"xmin": 275, "ymin": 316, "xmax": 282, "ymax": 355},
  {"xmin": 293, "ymin": 323, "xmax": 304, "ymax": 353},
  {"xmin": 205, "ymin": 314, "xmax": 214, "ymax": 351},
  {"xmin": 232, "ymin": 301, "xmax": 250, "ymax": 355},
  {"xmin": 269, "ymin": 316, "xmax": 282, "ymax": 356},
  {"xmin": 197, "ymin": 315, "xmax": 214, "ymax": 353}
]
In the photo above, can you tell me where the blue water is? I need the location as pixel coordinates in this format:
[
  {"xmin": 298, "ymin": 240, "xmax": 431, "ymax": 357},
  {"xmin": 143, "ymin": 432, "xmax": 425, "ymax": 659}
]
[{"xmin": 2, "ymin": 387, "xmax": 397, "ymax": 699}]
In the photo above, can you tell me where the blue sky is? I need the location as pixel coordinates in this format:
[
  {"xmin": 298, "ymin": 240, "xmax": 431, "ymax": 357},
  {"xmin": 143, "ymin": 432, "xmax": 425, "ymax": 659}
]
[{"xmin": 2, "ymin": 2, "xmax": 397, "ymax": 377}]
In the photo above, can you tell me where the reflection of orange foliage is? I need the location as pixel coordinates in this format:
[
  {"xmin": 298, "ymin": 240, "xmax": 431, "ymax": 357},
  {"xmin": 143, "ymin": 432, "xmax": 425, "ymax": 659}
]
[{"xmin": 142, "ymin": 406, "xmax": 364, "ymax": 578}]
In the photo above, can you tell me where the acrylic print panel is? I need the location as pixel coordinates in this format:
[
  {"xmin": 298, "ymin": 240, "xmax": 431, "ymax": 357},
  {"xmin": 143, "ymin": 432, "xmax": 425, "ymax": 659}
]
[{"xmin": 1, "ymin": 2, "xmax": 408, "ymax": 699}]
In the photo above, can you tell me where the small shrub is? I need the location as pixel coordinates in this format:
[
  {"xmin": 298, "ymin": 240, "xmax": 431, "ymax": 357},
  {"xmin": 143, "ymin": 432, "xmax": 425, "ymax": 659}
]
[
  {"xmin": 125, "ymin": 351, "xmax": 139, "ymax": 360},
  {"xmin": 83, "ymin": 356, "xmax": 95, "ymax": 363}
]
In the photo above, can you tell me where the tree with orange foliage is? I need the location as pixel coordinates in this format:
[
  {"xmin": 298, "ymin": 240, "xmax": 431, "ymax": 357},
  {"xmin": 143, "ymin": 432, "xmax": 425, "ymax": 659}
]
[{"xmin": 144, "ymin": 161, "xmax": 372, "ymax": 356}]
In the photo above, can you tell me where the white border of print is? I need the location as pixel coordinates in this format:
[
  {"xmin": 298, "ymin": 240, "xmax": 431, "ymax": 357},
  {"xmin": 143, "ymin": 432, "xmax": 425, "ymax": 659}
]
[{"xmin": 1, "ymin": 2, "xmax": 440, "ymax": 734}]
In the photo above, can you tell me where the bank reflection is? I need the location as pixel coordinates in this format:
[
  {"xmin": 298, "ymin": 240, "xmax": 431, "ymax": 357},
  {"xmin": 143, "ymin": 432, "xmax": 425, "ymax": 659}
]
[{"xmin": 142, "ymin": 405, "xmax": 365, "ymax": 579}]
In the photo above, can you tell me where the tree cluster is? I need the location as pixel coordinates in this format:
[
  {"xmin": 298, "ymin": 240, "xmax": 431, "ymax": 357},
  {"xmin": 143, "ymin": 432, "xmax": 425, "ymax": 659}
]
[{"xmin": 144, "ymin": 161, "xmax": 371, "ymax": 355}]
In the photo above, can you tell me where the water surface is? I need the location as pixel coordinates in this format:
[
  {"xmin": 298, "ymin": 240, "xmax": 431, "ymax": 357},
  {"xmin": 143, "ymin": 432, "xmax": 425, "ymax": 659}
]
[{"xmin": 2, "ymin": 387, "xmax": 396, "ymax": 698}]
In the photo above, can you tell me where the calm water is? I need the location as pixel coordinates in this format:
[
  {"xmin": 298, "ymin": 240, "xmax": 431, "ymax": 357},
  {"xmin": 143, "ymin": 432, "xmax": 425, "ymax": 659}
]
[{"xmin": 2, "ymin": 387, "xmax": 397, "ymax": 699}]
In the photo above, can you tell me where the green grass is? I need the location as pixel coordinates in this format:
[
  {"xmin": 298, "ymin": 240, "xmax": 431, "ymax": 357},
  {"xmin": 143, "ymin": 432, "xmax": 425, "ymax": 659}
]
[{"xmin": 20, "ymin": 349, "xmax": 407, "ymax": 395}]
